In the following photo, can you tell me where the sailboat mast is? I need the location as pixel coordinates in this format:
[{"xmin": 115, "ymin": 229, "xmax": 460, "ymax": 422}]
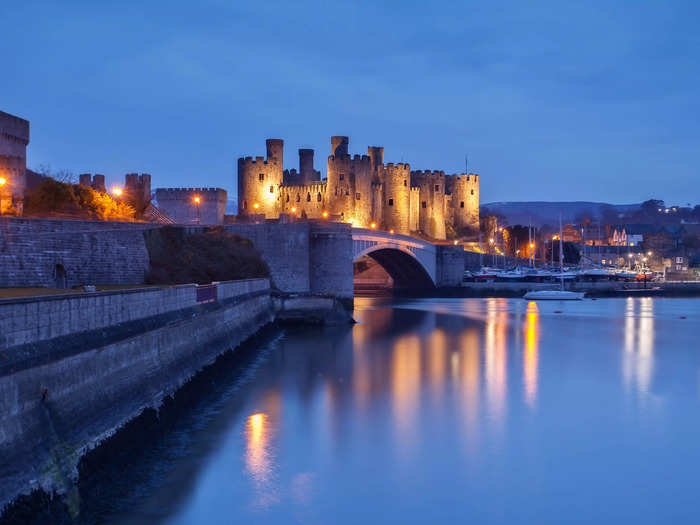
[{"xmin": 559, "ymin": 215, "xmax": 564, "ymax": 290}]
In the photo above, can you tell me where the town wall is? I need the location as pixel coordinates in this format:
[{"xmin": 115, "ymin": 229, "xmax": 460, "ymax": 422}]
[
  {"xmin": 155, "ymin": 187, "xmax": 227, "ymax": 225},
  {"xmin": 0, "ymin": 110, "xmax": 29, "ymax": 215},
  {"xmin": 279, "ymin": 182, "xmax": 327, "ymax": 219},
  {"xmin": 0, "ymin": 218, "xmax": 154, "ymax": 288}
]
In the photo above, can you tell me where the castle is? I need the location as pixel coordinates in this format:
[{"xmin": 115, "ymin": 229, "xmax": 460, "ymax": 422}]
[{"xmin": 237, "ymin": 136, "xmax": 479, "ymax": 240}]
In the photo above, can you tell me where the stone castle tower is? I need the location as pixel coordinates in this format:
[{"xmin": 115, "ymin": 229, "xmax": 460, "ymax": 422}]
[
  {"xmin": 237, "ymin": 136, "xmax": 480, "ymax": 240},
  {"xmin": 0, "ymin": 110, "xmax": 29, "ymax": 216}
]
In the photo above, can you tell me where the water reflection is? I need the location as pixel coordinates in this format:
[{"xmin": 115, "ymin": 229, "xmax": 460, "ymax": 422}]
[
  {"xmin": 523, "ymin": 301, "xmax": 540, "ymax": 408},
  {"xmin": 623, "ymin": 297, "xmax": 655, "ymax": 397},
  {"xmin": 485, "ymin": 298, "xmax": 508, "ymax": 425}
]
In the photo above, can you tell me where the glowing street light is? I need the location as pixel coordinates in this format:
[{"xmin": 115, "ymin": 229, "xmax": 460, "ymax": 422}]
[
  {"xmin": 389, "ymin": 229, "xmax": 395, "ymax": 234},
  {"xmin": 0, "ymin": 177, "xmax": 6, "ymax": 186},
  {"xmin": 112, "ymin": 187, "xmax": 123, "ymax": 197},
  {"xmin": 322, "ymin": 211, "xmax": 328, "ymax": 218},
  {"xmin": 370, "ymin": 222, "xmax": 377, "ymax": 229},
  {"xmin": 193, "ymin": 196, "xmax": 200, "ymax": 204},
  {"xmin": 253, "ymin": 202, "xmax": 260, "ymax": 209},
  {"xmin": 489, "ymin": 238, "xmax": 494, "ymax": 244},
  {"xmin": 291, "ymin": 206, "xmax": 296, "ymax": 213}
]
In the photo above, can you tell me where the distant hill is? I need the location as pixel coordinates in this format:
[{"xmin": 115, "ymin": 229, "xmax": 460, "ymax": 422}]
[{"xmin": 481, "ymin": 201, "xmax": 642, "ymax": 227}]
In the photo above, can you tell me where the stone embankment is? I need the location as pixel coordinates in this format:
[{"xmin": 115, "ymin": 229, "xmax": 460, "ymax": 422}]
[{"xmin": 0, "ymin": 279, "xmax": 351, "ymax": 519}]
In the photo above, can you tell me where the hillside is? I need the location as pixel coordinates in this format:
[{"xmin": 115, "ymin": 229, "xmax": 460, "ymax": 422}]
[{"xmin": 481, "ymin": 201, "xmax": 641, "ymax": 227}]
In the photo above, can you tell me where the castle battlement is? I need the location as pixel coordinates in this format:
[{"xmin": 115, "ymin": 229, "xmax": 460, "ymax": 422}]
[
  {"xmin": 237, "ymin": 135, "xmax": 480, "ymax": 239},
  {"xmin": 156, "ymin": 187, "xmax": 227, "ymax": 199}
]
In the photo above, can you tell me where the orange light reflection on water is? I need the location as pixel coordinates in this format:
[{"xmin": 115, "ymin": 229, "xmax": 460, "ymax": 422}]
[{"xmin": 524, "ymin": 301, "xmax": 540, "ymax": 408}]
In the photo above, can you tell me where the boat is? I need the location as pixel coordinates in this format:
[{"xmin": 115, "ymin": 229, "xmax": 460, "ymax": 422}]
[
  {"xmin": 524, "ymin": 215, "xmax": 585, "ymax": 301},
  {"xmin": 523, "ymin": 290, "xmax": 585, "ymax": 300}
]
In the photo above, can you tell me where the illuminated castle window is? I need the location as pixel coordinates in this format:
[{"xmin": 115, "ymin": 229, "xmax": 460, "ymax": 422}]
[
  {"xmin": 307, "ymin": 193, "xmax": 311, "ymax": 202},
  {"xmin": 460, "ymin": 201, "xmax": 464, "ymax": 208},
  {"xmin": 269, "ymin": 186, "xmax": 274, "ymax": 193},
  {"xmin": 422, "ymin": 201, "xmax": 426, "ymax": 208},
  {"xmin": 339, "ymin": 174, "xmax": 344, "ymax": 181},
  {"xmin": 356, "ymin": 193, "xmax": 361, "ymax": 200},
  {"xmin": 296, "ymin": 194, "xmax": 300, "ymax": 202},
  {"xmin": 404, "ymin": 179, "xmax": 407, "ymax": 186},
  {"xmin": 286, "ymin": 194, "xmax": 289, "ymax": 202},
  {"xmin": 471, "ymin": 189, "xmax": 474, "ymax": 195},
  {"xmin": 259, "ymin": 173, "xmax": 264, "ymax": 181},
  {"xmin": 388, "ymin": 198, "xmax": 394, "ymax": 206},
  {"xmin": 435, "ymin": 185, "xmax": 440, "ymax": 192},
  {"xmin": 317, "ymin": 193, "xmax": 321, "ymax": 202}
]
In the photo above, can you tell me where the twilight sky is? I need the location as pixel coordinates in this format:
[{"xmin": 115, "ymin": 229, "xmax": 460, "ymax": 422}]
[{"xmin": 2, "ymin": 0, "xmax": 698, "ymax": 205}]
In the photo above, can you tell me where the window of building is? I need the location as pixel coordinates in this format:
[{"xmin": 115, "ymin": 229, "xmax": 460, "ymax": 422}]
[
  {"xmin": 460, "ymin": 201, "xmax": 464, "ymax": 208},
  {"xmin": 339, "ymin": 174, "xmax": 344, "ymax": 181},
  {"xmin": 388, "ymin": 198, "xmax": 394, "ymax": 206},
  {"xmin": 471, "ymin": 189, "xmax": 474, "ymax": 195},
  {"xmin": 422, "ymin": 201, "xmax": 427, "ymax": 208},
  {"xmin": 269, "ymin": 186, "xmax": 274, "ymax": 193},
  {"xmin": 286, "ymin": 194, "xmax": 289, "ymax": 202},
  {"xmin": 307, "ymin": 193, "xmax": 311, "ymax": 202},
  {"xmin": 243, "ymin": 200, "xmax": 247, "ymax": 209},
  {"xmin": 404, "ymin": 179, "xmax": 407, "ymax": 186},
  {"xmin": 296, "ymin": 194, "xmax": 300, "ymax": 202},
  {"xmin": 356, "ymin": 193, "xmax": 361, "ymax": 200},
  {"xmin": 435, "ymin": 185, "xmax": 440, "ymax": 192},
  {"xmin": 317, "ymin": 193, "xmax": 322, "ymax": 202},
  {"xmin": 259, "ymin": 173, "xmax": 265, "ymax": 181}
]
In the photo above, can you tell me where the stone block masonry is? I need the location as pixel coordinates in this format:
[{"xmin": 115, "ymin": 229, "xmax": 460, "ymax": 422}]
[
  {"xmin": 0, "ymin": 217, "xmax": 156, "ymax": 288},
  {"xmin": 0, "ymin": 278, "xmax": 273, "ymax": 513}
]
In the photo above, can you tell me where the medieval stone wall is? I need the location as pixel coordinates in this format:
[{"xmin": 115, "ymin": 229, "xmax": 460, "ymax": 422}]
[
  {"xmin": 155, "ymin": 187, "xmax": 227, "ymax": 225},
  {"xmin": 237, "ymin": 136, "xmax": 480, "ymax": 241},
  {"xmin": 0, "ymin": 111, "xmax": 29, "ymax": 215}
]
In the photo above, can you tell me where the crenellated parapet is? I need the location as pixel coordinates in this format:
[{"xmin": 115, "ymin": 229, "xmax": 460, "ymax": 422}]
[
  {"xmin": 155, "ymin": 187, "xmax": 228, "ymax": 225},
  {"xmin": 238, "ymin": 139, "xmax": 284, "ymax": 218},
  {"xmin": 235, "ymin": 135, "xmax": 481, "ymax": 241}
]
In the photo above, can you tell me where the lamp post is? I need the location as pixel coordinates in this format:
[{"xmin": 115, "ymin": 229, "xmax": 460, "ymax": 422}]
[
  {"xmin": 489, "ymin": 238, "xmax": 495, "ymax": 266},
  {"xmin": 193, "ymin": 196, "xmax": 201, "ymax": 224},
  {"xmin": 0, "ymin": 177, "xmax": 6, "ymax": 216}
]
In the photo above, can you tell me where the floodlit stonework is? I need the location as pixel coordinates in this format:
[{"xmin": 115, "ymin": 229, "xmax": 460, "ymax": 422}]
[
  {"xmin": 238, "ymin": 136, "xmax": 479, "ymax": 240},
  {"xmin": 0, "ymin": 110, "xmax": 29, "ymax": 215}
]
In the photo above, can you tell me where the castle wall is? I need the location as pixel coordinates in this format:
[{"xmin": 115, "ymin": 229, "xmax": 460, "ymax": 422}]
[
  {"xmin": 124, "ymin": 173, "xmax": 151, "ymax": 205},
  {"xmin": 279, "ymin": 182, "xmax": 327, "ymax": 219},
  {"xmin": 238, "ymin": 139, "xmax": 284, "ymax": 218},
  {"xmin": 381, "ymin": 163, "xmax": 411, "ymax": 234},
  {"xmin": 413, "ymin": 170, "xmax": 447, "ymax": 240},
  {"xmin": 0, "ymin": 110, "xmax": 29, "ymax": 216},
  {"xmin": 409, "ymin": 186, "xmax": 420, "ymax": 232},
  {"xmin": 446, "ymin": 173, "xmax": 479, "ymax": 235},
  {"xmin": 155, "ymin": 187, "xmax": 227, "ymax": 225},
  {"xmin": 236, "ymin": 136, "xmax": 480, "ymax": 242}
]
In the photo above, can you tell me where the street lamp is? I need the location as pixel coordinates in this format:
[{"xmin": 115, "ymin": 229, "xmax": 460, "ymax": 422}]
[
  {"xmin": 0, "ymin": 177, "xmax": 5, "ymax": 215},
  {"xmin": 112, "ymin": 187, "xmax": 123, "ymax": 197},
  {"xmin": 193, "ymin": 195, "xmax": 201, "ymax": 223}
]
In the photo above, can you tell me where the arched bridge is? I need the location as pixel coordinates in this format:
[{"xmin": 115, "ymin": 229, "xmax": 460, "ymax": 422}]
[
  {"xmin": 352, "ymin": 229, "xmax": 438, "ymax": 288},
  {"xmin": 223, "ymin": 222, "xmax": 465, "ymax": 302}
]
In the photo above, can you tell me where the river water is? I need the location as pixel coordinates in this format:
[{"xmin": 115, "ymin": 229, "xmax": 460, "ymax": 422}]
[{"xmin": 83, "ymin": 297, "xmax": 700, "ymax": 524}]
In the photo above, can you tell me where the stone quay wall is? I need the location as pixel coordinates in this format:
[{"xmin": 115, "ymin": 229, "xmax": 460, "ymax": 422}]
[
  {"xmin": 0, "ymin": 218, "xmax": 156, "ymax": 289},
  {"xmin": 0, "ymin": 278, "xmax": 274, "ymax": 513}
]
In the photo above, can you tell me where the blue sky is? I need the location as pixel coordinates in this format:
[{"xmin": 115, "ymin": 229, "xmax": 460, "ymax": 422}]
[{"xmin": 2, "ymin": 0, "xmax": 698, "ymax": 205}]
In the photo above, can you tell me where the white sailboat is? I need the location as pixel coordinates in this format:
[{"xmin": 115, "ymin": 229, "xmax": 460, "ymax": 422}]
[{"xmin": 524, "ymin": 216, "xmax": 585, "ymax": 301}]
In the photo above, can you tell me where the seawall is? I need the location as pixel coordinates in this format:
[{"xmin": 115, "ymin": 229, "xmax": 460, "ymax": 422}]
[{"xmin": 0, "ymin": 279, "xmax": 274, "ymax": 515}]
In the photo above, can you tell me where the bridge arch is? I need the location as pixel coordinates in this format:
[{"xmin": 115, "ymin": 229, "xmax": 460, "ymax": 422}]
[{"xmin": 353, "ymin": 243, "xmax": 435, "ymax": 289}]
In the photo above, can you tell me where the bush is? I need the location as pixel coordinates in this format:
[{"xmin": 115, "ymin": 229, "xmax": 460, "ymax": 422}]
[
  {"xmin": 144, "ymin": 226, "xmax": 270, "ymax": 285},
  {"xmin": 23, "ymin": 179, "xmax": 135, "ymax": 220}
]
